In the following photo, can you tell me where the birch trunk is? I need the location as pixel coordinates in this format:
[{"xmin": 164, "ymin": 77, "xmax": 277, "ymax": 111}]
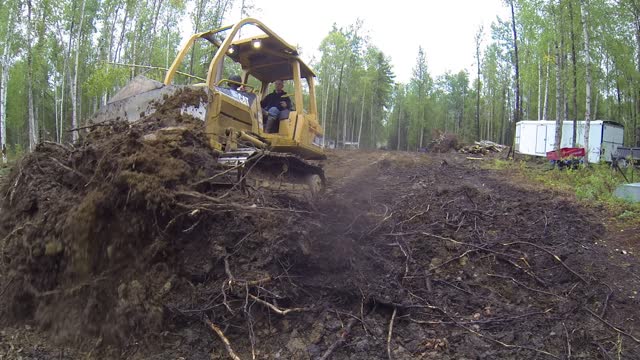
[
  {"xmin": 554, "ymin": 41, "xmax": 563, "ymax": 151},
  {"xmin": 0, "ymin": 66, "xmax": 7, "ymax": 162},
  {"xmin": 334, "ymin": 63, "xmax": 345, "ymax": 146},
  {"xmin": 71, "ymin": 0, "xmax": 87, "ymax": 142},
  {"xmin": 370, "ymin": 99, "xmax": 375, "ymax": 148},
  {"xmin": 543, "ymin": 46, "xmax": 550, "ymax": 120},
  {"xmin": 342, "ymin": 100, "xmax": 348, "ymax": 146},
  {"xmin": 538, "ymin": 61, "xmax": 542, "ymax": 120},
  {"xmin": 569, "ymin": 0, "xmax": 579, "ymax": 146},
  {"xmin": 397, "ymin": 106, "xmax": 402, "ymax": 151},
  {"xmin": 0, "ymin": 50, "xmax": 8, "ymax": 163},
  {"xmin": 581, "ymin": 0, "xmax": 592, "ymax": 164},
  {"xmin": 27, "ymin": 0, "xmax": 37, "ymax": 151},
  {"xmin": 633, "ymin": 3, "xmax": 640, "ymax": 146},
  {"xmin": 0, "ymin": 2, "xmax": 16, "ymax": 161},
  {"xmin": 1, "ymin": 21, "xmax": 11, "ymax": 162},
  {"xmin": 357, "ymin": 83, "xmax": 366, "ymax": 146},
  {"xmin": 509, "ymin": 0, "xmax": 521, "ymax": 145}
]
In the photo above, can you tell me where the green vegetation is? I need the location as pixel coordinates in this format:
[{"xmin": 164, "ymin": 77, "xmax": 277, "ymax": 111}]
[{"xmin": 487, "ymin": 159, "xmax": 640, "ymax": 221}]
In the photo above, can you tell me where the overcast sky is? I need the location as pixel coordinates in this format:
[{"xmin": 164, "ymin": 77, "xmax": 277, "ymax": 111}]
[{"xmin": 214, "ymin": 0, "xmax": 511, "ymax": 83}]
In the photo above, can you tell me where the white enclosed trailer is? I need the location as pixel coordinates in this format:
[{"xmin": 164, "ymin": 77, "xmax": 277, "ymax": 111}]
[{"xmin": 515, "ymin": 120, "xmax": 624, "ymax": 163}]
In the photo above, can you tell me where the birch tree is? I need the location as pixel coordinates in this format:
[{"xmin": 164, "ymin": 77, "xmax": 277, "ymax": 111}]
[
  {"xmin": 0, "ymin": 1, "xmax": 16, "ymax": 163},
  {"xmin": 27, "ymin": 0, "xmax": 38, "ymax": 150},
  {"xmin": 475, "ymin": 26, "xmax": 484, "ymax": 140},
  {"xmin": 581, "ymin": 0, "xmax": 592, "ymax": 164}
]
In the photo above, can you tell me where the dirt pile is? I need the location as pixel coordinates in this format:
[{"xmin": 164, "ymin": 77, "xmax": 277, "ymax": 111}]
[
  {"xmin": 0, "ymin": 91, "xmax": 330, "ymax": 355},
  {"xmin": 427, "ymin": 131, "xmax": 459, "ymax": 153}
]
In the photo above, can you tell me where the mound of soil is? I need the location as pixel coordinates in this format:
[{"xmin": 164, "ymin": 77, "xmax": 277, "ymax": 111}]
[
  {"xmin": 1, "ymin": 94, "xmax": 640, "ymax": 359},
  {"xmin": 0, "ymin": 91, "xmax": 324, "ymax": 356},
  {"xmin": 428, "ymin": 131, "xmax": 459, "ymax": 153}
]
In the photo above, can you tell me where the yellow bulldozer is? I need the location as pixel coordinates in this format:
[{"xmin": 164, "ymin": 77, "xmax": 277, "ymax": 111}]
[{"xmin": 93, "ymin": 18, "xmax": 326, "ymax": 195}]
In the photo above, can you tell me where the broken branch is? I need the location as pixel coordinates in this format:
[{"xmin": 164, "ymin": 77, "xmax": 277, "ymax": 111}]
[
  {"xmin": 387, "ymin": 307, "xmax": 397, "ymax": 360},
  {"xmin": 248, "ymin": 294, "xmax": 309, "ymax": 315},
  {"xmin": 502, "ymin": 241, "xmax": 588, "ymax": 284},
  {"xmin": 204, "ymin": 316, "xmax": 242, "ymax": 360}
]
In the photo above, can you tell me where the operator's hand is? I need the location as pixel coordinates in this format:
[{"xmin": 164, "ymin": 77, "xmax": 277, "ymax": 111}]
[{"xmin": 280, "ymin": 101, "xmax": 287, "ymax": 109}]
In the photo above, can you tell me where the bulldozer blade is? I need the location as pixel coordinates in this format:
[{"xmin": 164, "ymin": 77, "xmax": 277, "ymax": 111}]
[{"xmin": 92, "ymin": 76, "xmax": 209, "ymax": 124}]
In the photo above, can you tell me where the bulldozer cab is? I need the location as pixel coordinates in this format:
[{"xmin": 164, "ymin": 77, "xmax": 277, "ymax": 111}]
[{"xmin": 163, "ymin": 18, "xmax": 325, "ymax": 160}]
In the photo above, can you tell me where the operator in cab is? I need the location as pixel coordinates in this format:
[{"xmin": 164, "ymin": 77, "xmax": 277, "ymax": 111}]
[{"xmin": 261, "ymin": 80, "xmax": 291, "ymax": 133}]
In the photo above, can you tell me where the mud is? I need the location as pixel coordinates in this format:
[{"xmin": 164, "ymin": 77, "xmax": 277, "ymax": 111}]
[{"xmin": 1, "ymin": 113, "xmax": 640, "ymax": 359}]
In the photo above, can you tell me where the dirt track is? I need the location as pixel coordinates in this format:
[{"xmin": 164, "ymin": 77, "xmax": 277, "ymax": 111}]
[{"xmin": 1, "ymin": 126, "xmax": 640, "ymax": 359}]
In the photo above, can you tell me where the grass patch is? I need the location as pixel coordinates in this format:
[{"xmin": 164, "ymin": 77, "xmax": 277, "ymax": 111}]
[{"xmin": 486, "ymin": 159, "xmax": 640, "ymax": 223}]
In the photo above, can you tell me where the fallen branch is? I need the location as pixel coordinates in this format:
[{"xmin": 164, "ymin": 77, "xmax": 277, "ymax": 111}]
[
  {"xmin": 592, "ymin": 341, "xmax": 614, "ymax": 360},
  {"xmin": 502, "ymin": 241, "xmax": 588, "ymax": 284},
  {"xmin": 318, "ymin": 318, "xmax": 357, "ymax": 360},
  {"xmin": 417, "ymin": 302, "xmax": 560, "ymax": 359},
  {"xmin": 204, "ymin": 316, "xmax": 242, "ymax": 360},
  {"xmin": 48, "ymin": 156, "xmax": 88, "ymax": 181},
  {"xmin": 599, "ymin": 282, "xmax": 613, "ymax": 318},
  {"xmin": 387, "ymin": 307, "xmax": 397, "ymax": 360},
  {"xmin": 224, "ymin": 256, "xmax": 236, "ymax": 285},
  {"xmin": 67, "ymin": 122, "xmax": 116, "ymax": 132},
  {"xmin": 177, "ymin": 192, "xmax": 317, "ymax": 214},
  {"xmin": 563, "ymin": 322, "xmax": 571, "ymax": 359},
  {"xmin": 487, "ymin": 273, "xmax": 564, "ymax": 299},
  {"xmin": 387, "ymin": 232, "xmax": 516, "ymax": 260},
  {"xmin": 248, "ymin": 294, "xmax": 309, "ymax": 315},
  {"xmin": 583, "ymin": 307, "xmax": 640, "ymax": 345},
  {"xmin": 429, "ymin": 249, "xmax": 479, "ymax": 273},
  {"xmin": 434, "ymin": 279, "xmax": 473, "ymax": 295},
  {"xmin": 397, "ymin": 205, "xmax": 430, "ymax": 226},
  {"xmin": 492, "ymin": 255, "xmax": 548, "ymax": 287},
  {"xmin": 193, "ymin": 162, "xmax": 245, "ymax": 186},
  {"xmin": 406, "ymin": 309, "xmax": 551, "ymax": 326}
]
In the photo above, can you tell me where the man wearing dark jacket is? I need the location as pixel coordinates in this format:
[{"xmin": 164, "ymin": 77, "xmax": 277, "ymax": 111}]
[{"xmin": 261, "ymin": 80, "xmax": 292, "ymax": 133}]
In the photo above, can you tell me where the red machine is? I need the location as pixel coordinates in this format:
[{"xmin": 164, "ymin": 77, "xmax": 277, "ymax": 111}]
[
  {"xmin": 546, "ymin": 147, "xmax": 585, "ymax": 169},
  {"xmin": 546, "ymin": 147, "xmax": 586, "ymax": 161}
]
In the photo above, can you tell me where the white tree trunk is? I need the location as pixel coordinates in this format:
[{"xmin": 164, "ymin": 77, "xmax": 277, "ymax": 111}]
[
  {"xmin": 581, "ymin": 0, "xmax": 592, "ymax": 164},
  {"xmin": 543, "ymin": 45, "xmax": 550, "ymax": 120},
  {"xmin": 1, "ymin": 35, "xmax": 10, "ymax": 163},
  {"xmin": 370, "ymin": 99, "xmax": 375, "ymax": 147},
  {"xmin": 71, "ymin": 0, "xmax": 87, "ymax": 142},
  {"xmin": 0, "ymin": 3, "xmax": 14, "ymax": 163},
  {"xmin": 357, "ymin": 83, "xmax": 366, "ymax": 146},
  {"xmin": 554, "ymin": 41, "xmax": 563, "ymax": 151},
  {"xmin": 537, "ymin": 61, "xmax": 542, "ymax": 120},
  {"xmin": 27, "ymin": 0, "xmax": 37, "ymax": 151},
  {"xmin": 54, "ymin": 79, "xmax": 59, "ymax": 142},
  {"xmin": 397, "ymin": 107, "xmax": 402, "ymax": 151}
]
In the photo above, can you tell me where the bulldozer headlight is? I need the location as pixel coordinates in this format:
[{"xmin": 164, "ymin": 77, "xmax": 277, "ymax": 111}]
[{"xmin": 252, "ymin": 39, "xmax": 261, "ymax": 49}]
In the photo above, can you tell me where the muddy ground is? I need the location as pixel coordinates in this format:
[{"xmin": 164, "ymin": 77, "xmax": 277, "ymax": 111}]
[{"xmin": 1, "ymin": 117, "xmax": 640, "ymax": 359}]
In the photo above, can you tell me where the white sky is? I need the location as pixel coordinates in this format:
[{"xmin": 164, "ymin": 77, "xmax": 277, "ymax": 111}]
[{"xmin": 198, "ymin": 0, "xmax": 511, "ymax": 83}]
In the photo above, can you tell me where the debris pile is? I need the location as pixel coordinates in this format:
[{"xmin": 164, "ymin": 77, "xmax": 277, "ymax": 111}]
[
  {"xmin": 459, "ymin": 140, "xmax": 508, "ymax": 155},
  {"xmin": 427, "ymin": 131, "xmax": 460, "ymax": 153}
]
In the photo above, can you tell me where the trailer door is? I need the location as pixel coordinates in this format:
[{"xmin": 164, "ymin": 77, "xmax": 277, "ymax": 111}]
[
  {"xmin": 535, "ymin": 125, "xmax": 547, "ymax": 154},
  {"xmin": 601, "ymin": 123, "xmax": 624, "ymax": 162}
]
